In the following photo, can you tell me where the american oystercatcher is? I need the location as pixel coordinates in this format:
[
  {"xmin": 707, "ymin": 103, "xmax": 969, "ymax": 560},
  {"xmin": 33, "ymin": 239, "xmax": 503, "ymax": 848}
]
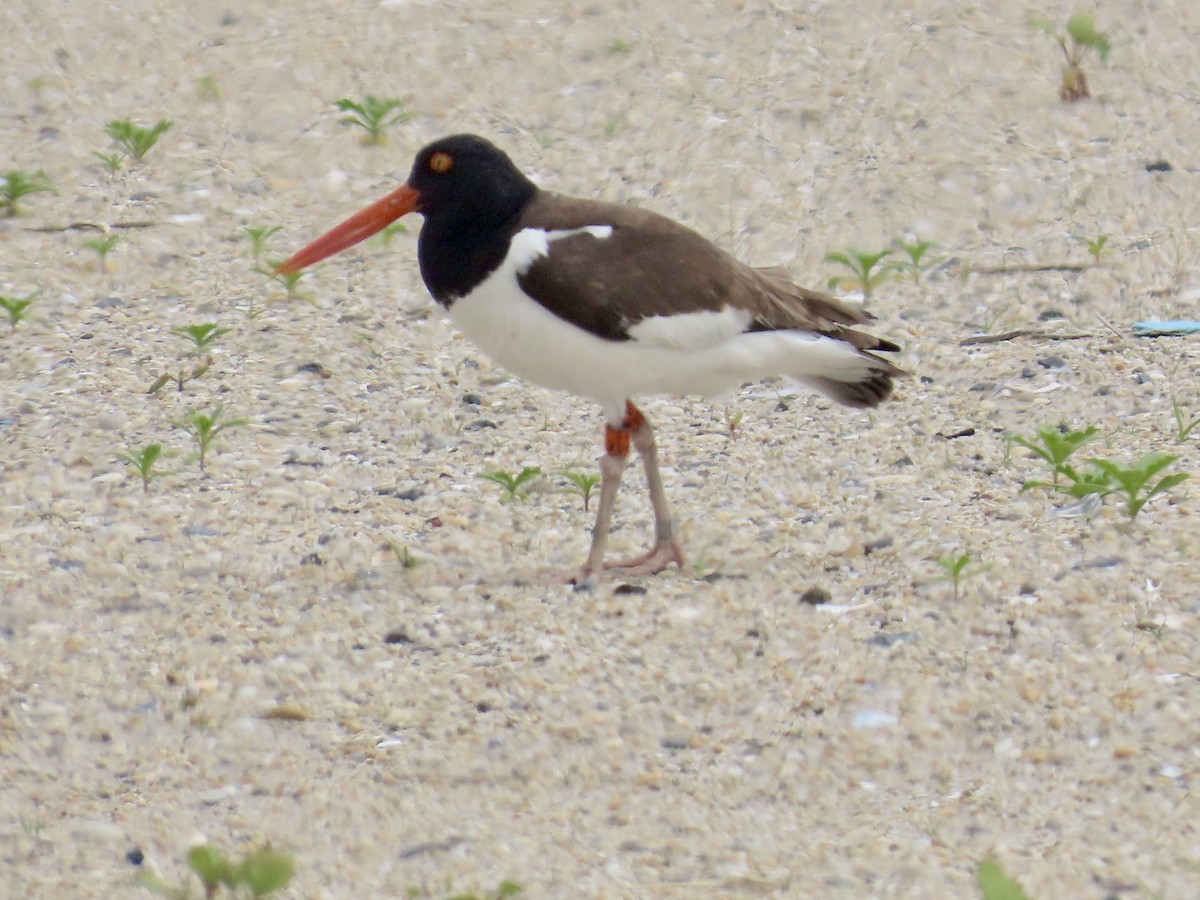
[{"xmin": 278, "ymin": 134, "xmax": 904, "ymax": 588}]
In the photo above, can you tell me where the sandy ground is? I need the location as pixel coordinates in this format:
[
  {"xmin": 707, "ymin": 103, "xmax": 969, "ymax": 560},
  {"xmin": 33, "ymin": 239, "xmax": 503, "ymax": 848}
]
[{"xmin": 2, "ymin": 0, "xmax": 1199, "ymax": 896}]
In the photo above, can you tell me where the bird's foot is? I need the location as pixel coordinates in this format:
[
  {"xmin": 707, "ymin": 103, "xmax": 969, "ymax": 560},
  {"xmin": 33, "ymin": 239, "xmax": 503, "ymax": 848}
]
[
  {"xmin": 604, "ymin": 537, "xmax": 686, "ymax": 575},
  {"xmin": 570, "ymin": 538, "xmax": 686, "ymax": 591}
]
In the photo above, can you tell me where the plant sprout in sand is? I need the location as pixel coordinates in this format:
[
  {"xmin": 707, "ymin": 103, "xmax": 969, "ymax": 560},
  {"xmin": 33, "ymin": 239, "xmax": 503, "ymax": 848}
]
[
  {"xmin": 0, "ymin": 291, "xmax": 38, "ymax": 331},
  {"xmin": 105, "ymin": 118, "xmax": 173, "ymax": 161},
  {"xmin": 1, "ymin": 169, "xmax": 55, "ymax": 217},
  {"xmin": 1034, "ymin": 12, "xmax": 1112, "ymax": 101},
  {"xmin": 334, "ymin": 95, "xmax": 412, "ymax": 145}
]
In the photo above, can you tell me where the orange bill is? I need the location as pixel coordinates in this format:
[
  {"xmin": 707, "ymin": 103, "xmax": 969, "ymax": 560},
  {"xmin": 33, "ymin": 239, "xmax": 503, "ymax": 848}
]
[{"xmin": 275, "ymin": 183, "xmax": 421, "ymax": 275}]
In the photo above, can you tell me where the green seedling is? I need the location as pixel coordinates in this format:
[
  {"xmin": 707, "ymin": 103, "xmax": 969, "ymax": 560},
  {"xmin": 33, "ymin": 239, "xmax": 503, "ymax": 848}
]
[
  {"xmin": 242, "ymin": 225, "xmax": 283, "ymax": 263},
  {"xmin": 1, "ymin": 168, "xmax": 55, "ymax": 217},
  {"xmin": 890, "ymin": 238, "xmax": 943, "ymax": 284},
  {"xmin": 1087, "ymin": 452, "xmax": 1189, "ymax": 520},
  {"xmin": 0, "ymin": 291, "xmax": 37, "ymax": 331},
  {"xmin": 93, "ymin": 151, "xmax": 125, "ymax": 172},
  {"xmin": 1171, "ymin": 396, "xmax": 1200, "ymax": 442},
  {"xmin": 334, "ymin": 95, "xmax": 412, "ymax": 145},
  {"xmin": 1082, "ymin": 234, "xmax": 1108, "ymax": 265},
  {"xmin": 559, "ymin": 467, "xmax": 601, "ymax": 511},
  {"xmin": 83, "ymin": 234, "xmax": 120, "ymax": 272},
  {"xmin": 976, "ymin": 859, "xmax": 1029, "ymax": 900},
  {"xmin": 105, "ymin": 118, "xmax": 173, "ymax": 161},
  {"xmin": 148, "ymin": 356, "xmax": 212, "ymax": 394},
  {"xmin": 405, "ymin": 882, "xmax": 523, "ymax": 900},
  {"xmin": 116, "ymin": 443, "xmax": 169, "ymax": 492},
  {"xmin": 724, "ymin": 406, "xmax": 745, "ymax": 437},
  {"xmin": 1034, "ymin": 12, "xmax": 1112, "ymax": 101},
  {"xmin": 386, "ymin": 541, "xmax": 423, "ymax": 570},
  {"xmin": 370, "ymin": 222, "xmax": 409, "ymax": 249},
  {"xmin": 480, "ymin": 466, "xmax": 542, "ymax": 502},
  {"xmin": 136, "ymin": 842, "xmax": 294, "ymax": 898},
  {"xmin": 261, "ymin": 258, "xmax": 307, "ymax": 299},
  {"xmin": 172, "ymin": 322, "xmax": 232, "ymax": 354},
  {"xmin": 932, "ymin": 552, "xmax": 989, "ymax": 602},
  {"xmin": 172, "ymin": 407, "xmax": 247, "ymax": 473},
  {"xmin": 825, "ymin": 247, "xmax": 894, "ymax": 300},
  {"xmin": 196, "ymin": 75, "xmax": 220, "ymax": 101},
  {"xmin": 1010, "ymin": 425, "xmax": 1101, "ymax": 487},
  {"xmin": 606, "ymin": 38, "xmax": 634, "ymax": 54}
]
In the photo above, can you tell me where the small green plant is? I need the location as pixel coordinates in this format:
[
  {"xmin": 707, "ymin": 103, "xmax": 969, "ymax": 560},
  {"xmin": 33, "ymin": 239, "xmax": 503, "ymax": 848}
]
[
  {"xmin": 932, "ymin": 552, "xmax": 989, "ymax": 602},
  {"xmin": 1034, "ymin": 12, "xmax": 1112, "ymax": 101},
  {"xmin": 386, "ymin": 540, "xmax": 423, "ymax": 570},
  {"xmin": 1010, "ymin": 425, "xmax": 1101, "ymax": 487},
  {"xmin": 196, "ymin": 75, "xmax": 220, "ymax": 101},
  {"xmin": 172, "ymin": 407, "xmax": 247, "ymax": 473},
  {"xmin": 405, "ymin": 881, "xmax": 523, "ymax": 900},
  {"xmin": 1087, "ymin": 453, "xmax": 1189, "ymax": 520},
  {"xmin": 83, "ymin": 234, "xmax": 121, "ymax": 272},
  {"xmin": 116, "ymin": 443, "xmax": 169, "ymax": 492},
  {"xmin": 173, "ymin": 322, "xmax": 232, "ymax": 354},
  {"xmin": 1171, "ymin": 396, "xmax": 1200, "ymax": 442},
  {"xmin": 976, "ymin": 859, "xmax": 1029, "ymax": 900},
  {"xmin": 0, "ymin": 291, "xmax": 37, "ymax": 331},
  {"xmin": 105, "ymin": 118, "xmax": 173, "ymax": 161},
  {"xmin": 606, "ymin": 38, "xmax": 634, "ymax": 55},
  {"xmin": 1082, "ymin": 234, "xmax": 1108, "ymax": 265},
  {"xmin": 370, "ymin": 222, "xmax": 409, "ymax": 249},
  {"xmin": 825, "ymin": 247, "xmax": 894, "ymax": 299},
  {"xmin": 261, "ymin": 258, "xmax": 307, "ymax": 299},
  {"xmin": 480, "ymin": 466, "xmax": 542, "ymax": 502},
  {"xmin": 241, "ymin": 225, "xmax": 283, "ymax": 263},
  {"xmin": 0, "ymin": 168, "xmax": 55, "ymax": 216},
  {"xmin": 148, "ymin": 356, "xmax": 212, "ymax": 394},
  {"xmin": 559, "ymin": 467, "xmax": 601, "ymax": 511},
  {"xmin": 136, "ymin": 842, "xmax": 294, "ymax": 898},
  {"xmin": 334, "ymin": 95, "xmax": 412, "ymax": 145},
  {"xmin": 890, "ymin": 238, "xmax": 943, "ymax": 284},
  {"xmin": 94, "ymin": 151, "xmax": 125, "ymax": 172}
]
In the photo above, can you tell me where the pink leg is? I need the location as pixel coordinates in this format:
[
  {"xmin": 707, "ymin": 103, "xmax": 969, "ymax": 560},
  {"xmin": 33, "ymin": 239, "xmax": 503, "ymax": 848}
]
[{"xmin": 574, "ymin": 402, "xmax": 686, "ymax": 589}]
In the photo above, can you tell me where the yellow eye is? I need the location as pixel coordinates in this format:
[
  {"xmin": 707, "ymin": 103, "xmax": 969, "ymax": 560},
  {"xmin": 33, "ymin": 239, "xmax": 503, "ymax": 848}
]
[{"xmin": 429, "ymin": 152, "xmax": 453, "ymax": 174}]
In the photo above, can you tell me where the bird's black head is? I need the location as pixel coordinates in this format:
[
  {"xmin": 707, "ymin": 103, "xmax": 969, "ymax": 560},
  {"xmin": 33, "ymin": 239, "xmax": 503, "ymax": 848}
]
[{"xmin": 407, "ymin": 134, "xmax": 537, "ymax": 233}]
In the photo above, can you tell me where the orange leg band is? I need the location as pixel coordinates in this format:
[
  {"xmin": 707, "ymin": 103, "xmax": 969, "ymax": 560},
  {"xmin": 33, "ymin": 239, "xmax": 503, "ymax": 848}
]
[{"xmin": 604, "ymin": 401, "xmax": 646, "ymax": 457}]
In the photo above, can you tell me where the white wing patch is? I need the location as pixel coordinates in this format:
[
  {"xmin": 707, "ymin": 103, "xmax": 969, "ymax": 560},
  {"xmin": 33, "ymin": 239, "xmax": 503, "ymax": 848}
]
[
  {"xmin": 507, "ymin": 225, "xmax": 614, "ymax": 275},
  {"xmin": 627, "ymin": 307, "xmax": 753, "ymax": 351}
]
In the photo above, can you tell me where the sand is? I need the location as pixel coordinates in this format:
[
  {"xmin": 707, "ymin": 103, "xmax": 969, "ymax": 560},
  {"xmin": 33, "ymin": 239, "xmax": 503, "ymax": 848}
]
[{"xmin": 2, "ymin": 0, "xmax": 1198, "ymax": 896}]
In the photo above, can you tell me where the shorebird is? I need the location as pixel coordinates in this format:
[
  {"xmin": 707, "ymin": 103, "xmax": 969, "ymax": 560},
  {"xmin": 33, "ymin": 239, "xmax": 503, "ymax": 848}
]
[{"xmin": 278, "ymin": 134, "xmax": 904, "ymax": 588}]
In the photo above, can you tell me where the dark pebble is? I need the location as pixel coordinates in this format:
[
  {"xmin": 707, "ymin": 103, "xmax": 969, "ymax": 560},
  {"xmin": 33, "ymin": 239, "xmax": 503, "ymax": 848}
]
[
  {"xmin": 613, "ymin": 583, "xmax": 647, "ymax": 595},
  {"xmin": 969, "ymin": 382, "xmax": 994, "ymax": 393},
  {"xmin": 1037, "ymin": 355, "xmax": 1066, "ymax": 369},
  {"xmin": 1145, "ymin": 159, "xmax": 1173, "ymax": 172},
  {"xmin": 461, "ymin": 393, "xmax": 482, "ymax": 405},
  {"xmin": 1037, "ymin": 309, "xmax": 1065, "ymax": 321},
  {"xmin": 299, "ymin": 552, "xmax": 323, "ymax": 566},
  {"xmin": 464, "ymin": 419, "xmax": 497, "ymax": 430},
  {"xmin": 383, "ymin": 628, "xmax": 415, "ymax": 644},
  {"xmin": 867, "ymin": 631, "xmax": 920, "ymax": 648},
  {"xmin": 126, "ymin": 848, "xmax": 144, "ymax": 866},
  {"xmin": 1134, "ymin": 373, "xmax": 1152, "ymax": 385},
  {"xmin": 1079, "ymin": 556, "xmax": 1123, "ymax": 570},
  {"xmin": 799, "ymin": 586, "xmax": 831, "ymax": 605},
  {"xmin": 864, "ymin": 536, "xmax": 894, "ymax": 555}
]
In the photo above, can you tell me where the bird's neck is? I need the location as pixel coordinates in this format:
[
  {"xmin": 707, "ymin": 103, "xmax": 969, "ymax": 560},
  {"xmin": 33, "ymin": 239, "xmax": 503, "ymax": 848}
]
[{"xmin": 418, "ymin": 187, "xmax": 536, "ymax": 305}]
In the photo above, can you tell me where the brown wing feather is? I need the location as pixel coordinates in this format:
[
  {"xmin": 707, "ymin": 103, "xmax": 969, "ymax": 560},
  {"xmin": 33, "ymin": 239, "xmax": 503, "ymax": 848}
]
[{"xmin": 515, "ymin": 193, "xmax": 904, "ymax": 376}]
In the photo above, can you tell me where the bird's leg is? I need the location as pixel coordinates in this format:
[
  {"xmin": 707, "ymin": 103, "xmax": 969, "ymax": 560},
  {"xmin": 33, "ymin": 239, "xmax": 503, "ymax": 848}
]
[
  {"xmin": 574, "ymin": 402, "xmax": 686, "ymax": 589},
  {"xmin": 606, "ymin": 401, "xmax": 686, "ymax": 575},
  {"xmin": 574, "ymin": 417, "xmax": 633, "ymax": 589}
]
